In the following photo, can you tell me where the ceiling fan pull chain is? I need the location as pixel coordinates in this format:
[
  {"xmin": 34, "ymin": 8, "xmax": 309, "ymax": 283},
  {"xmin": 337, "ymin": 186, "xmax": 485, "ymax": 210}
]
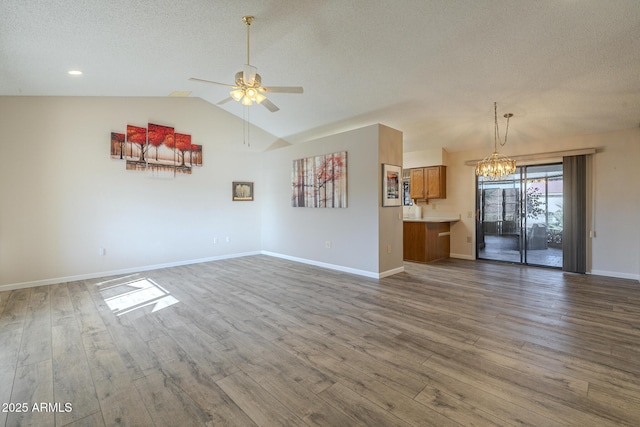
[
  {"xmin": 243, "ymin": 108, "xmax": 247, "ymax": 145},
  {"xmin": 242, "ymin": 107, "xmax": 251, "ymax": 147}
]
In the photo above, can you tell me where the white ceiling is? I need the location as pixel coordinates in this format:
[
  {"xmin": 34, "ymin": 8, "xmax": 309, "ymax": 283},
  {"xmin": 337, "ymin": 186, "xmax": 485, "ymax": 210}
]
[{"xmin": 2, "ymin": 0, "xmax": 639, "ymax": 153}]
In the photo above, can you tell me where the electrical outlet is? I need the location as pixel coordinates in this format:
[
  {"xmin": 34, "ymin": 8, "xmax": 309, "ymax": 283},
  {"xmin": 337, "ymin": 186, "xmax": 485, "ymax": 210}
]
[
  {"xmin": 387, "ymin": 244, "xmax": 392, "ymax": 254},
  {"xmin": 99, "ymin": 247, "xmax": 106, "ymax": 256},
  {"xmin": 325, "ymin": 241, "xmax": 332, "ymax": 249},
  {"xmin": 466, "ymin": 236, "xmax": 472, "ymax": 243}
]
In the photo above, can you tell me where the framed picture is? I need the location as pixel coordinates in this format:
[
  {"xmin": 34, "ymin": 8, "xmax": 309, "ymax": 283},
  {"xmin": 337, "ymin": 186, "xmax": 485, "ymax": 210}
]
[
  {"xmin": 382, "ymin": 164, "xmax": 402, "ymax": 207},
  {"xmin": 232, "ymin": 181, "xmax": 254, "ymax": 201},
  {"xmin": 292, "ymin": 151, "xmax": 347, "ymax": 208}
]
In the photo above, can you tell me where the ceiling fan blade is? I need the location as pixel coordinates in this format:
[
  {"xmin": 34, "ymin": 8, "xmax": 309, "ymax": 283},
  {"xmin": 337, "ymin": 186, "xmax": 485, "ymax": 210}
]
[
  {"xmin": 261, "ymin": 86, "xmax": 304, "ymax": 94},
  {"xmin": 189, "ymin": 77, "xmax": 235, "ymax": 87},
  {"xmin": 261, "ymin": 98, "xmax": 280, "ymax": 112},
  {"xmin": 243, "ymin": 65, "xmax": 257, "ymax": 86},
  {"xmin": 217, "ymin": 97, "xmax": 234, "ymax": 105}
]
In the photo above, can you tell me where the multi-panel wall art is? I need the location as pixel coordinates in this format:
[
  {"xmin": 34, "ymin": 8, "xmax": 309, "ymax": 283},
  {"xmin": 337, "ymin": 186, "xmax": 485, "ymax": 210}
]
[
  {"xmin": 292, "ymin": 151, "xmax": 347, "ymax": 208},
  {"xmin": 110, "ymin": 123, "xmax": 203, "ymax": 176}
]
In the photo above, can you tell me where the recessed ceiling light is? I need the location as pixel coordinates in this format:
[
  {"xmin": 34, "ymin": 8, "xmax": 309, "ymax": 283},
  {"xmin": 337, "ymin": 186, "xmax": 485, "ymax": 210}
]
[{"xmin": 68, "ymin": 70, "xmax": 83, "ymax": 75}]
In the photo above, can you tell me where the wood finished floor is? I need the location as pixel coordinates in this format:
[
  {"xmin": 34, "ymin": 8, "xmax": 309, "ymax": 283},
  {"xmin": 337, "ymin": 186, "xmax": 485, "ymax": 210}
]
[{"xmin": 1, "ymin": 256, "xmax": 640, "ymax": 426}]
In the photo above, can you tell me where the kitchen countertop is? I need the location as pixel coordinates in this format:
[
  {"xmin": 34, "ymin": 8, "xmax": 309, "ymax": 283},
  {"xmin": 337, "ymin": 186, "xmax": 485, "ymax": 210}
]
[{"xmin": 403, "ymin": 216, "xmax": 460, "ymax": 223}]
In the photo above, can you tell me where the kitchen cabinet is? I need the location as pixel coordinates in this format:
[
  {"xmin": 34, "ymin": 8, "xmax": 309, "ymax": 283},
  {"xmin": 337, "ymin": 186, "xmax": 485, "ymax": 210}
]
[
  {"xmin": 403, "ymin": 221, "xmax": 451, "ymax": 263},
  {"xmin": 409, "ymin": 168, "xmax": 424, "ymax": 200},
  {"xmin": 409, "ymin": 165, "xmax": 446, "ymax": 200}
]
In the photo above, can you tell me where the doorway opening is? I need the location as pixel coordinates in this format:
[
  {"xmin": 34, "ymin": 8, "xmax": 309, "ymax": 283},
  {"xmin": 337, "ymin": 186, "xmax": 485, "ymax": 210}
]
[{"xmin": 476, "ymin": 164, "xmax": 563, "ymax": 267}]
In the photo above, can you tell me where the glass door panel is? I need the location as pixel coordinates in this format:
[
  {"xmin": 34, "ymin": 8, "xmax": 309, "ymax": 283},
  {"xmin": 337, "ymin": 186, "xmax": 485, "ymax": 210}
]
[
  {"xmin": 523, "ymin": 164, "xmax": 563, "ymax": 267},
  {"xmin": 477, "ymin": 163, "xmax": 563, "ymax": 268},
  {"xmin": 477, "ymin": 171, "xmax": 522, "ymax": 264}
]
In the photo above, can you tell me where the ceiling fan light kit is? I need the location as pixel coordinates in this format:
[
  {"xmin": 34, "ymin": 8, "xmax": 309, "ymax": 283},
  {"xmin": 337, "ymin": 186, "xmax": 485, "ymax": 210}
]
[{"xmin": 189, "ymin": 15, "xmax": 303, "ymax": 113}]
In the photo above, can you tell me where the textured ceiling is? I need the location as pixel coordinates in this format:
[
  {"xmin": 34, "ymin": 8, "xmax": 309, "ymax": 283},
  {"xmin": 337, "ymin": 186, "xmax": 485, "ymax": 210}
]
[{"xmin": 1, "ymin": 0, "xmax": 639, "ymax": 153}]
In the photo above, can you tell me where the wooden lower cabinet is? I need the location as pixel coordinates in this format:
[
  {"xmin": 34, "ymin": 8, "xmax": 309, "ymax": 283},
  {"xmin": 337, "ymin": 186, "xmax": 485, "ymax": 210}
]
[{"xmin": 403, "ymin": 221, "xmax": 451, "ymax": 263}]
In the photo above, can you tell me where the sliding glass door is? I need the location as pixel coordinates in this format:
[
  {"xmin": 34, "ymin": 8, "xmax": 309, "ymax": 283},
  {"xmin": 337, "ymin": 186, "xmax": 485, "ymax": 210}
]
[{"xmin": 476, "ymin": 164, "xmax": 563, "ymax": 267}]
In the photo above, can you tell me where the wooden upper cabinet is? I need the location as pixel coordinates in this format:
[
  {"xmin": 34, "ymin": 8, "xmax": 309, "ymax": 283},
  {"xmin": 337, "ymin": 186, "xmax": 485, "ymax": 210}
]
[
  {"xmin": 409, "ymin": 165, "xmax": 446, "ymax": 200},
  {"xmin": 409, "ymin": 168, "xmax": 425, "ymax": 199},
  {"xmin": 425, "ymin": 165, "xmax": 446, "ymax": 199}
]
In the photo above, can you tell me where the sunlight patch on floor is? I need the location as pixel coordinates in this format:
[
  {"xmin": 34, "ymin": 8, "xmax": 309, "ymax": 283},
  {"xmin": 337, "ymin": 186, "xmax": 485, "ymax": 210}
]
[{"xmin": 96, "ymin": 275, "xmax": 179, "ymax": 316}]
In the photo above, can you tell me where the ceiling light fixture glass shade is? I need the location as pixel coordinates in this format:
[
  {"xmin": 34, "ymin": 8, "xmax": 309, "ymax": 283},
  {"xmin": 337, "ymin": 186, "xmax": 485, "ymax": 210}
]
[
  {"xmin": 230, "ymin": 86, "xmax": 267, "ymax": 106},
  {"xmin": 476, "ymin": 102, "xmax": 516, "ymax": 180},
  {"xmin": 230, "ymin": 89, "xmax": 244, "ymax": 101},
  {"xmin": 253, "ymin": 91, "xmax": 266, "ymax": 104}
]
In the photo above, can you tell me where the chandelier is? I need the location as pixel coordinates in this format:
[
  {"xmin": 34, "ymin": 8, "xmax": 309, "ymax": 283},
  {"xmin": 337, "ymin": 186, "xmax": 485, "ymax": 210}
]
[{"xmin": 476, "ymin": 102, "xmax": 516, "ymax": 180}]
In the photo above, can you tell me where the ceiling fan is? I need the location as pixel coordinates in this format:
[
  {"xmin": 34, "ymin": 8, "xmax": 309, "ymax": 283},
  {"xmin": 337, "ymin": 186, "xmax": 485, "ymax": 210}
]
[{"xmin": 189, "ymin": 16, "xmax": 303, "ymax": 112}]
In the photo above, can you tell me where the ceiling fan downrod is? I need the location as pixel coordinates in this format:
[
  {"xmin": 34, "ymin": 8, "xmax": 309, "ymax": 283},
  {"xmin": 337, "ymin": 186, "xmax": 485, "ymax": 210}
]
[{"xmin": 242, "ymin": 16, "xmax": 254, "ymax": 65}]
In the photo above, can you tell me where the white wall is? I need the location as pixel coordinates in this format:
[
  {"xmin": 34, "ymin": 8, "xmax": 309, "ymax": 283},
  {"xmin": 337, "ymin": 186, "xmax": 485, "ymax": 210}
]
[
  {"xmin": 261, "ymin": 124, "xmax": 404, "ymax": 277},
  {"xmin": 406, "ymin": 127, "xmax": 640, "ymax": 280},
  {"xmin": 403, "ymin": 147, "xmax": 447, "ymax": 169},
  {"xmin": 0, "ymin": 97, "xmax": 404, "ymax": 288},
  {"xmin": 0, "ymin": 96, "xmax": 278, "ymax": 288},
  {"xmin": 3, "ymin": 95, "xmax": 634, "ymax": 288},
  {"xmin": 378, "ymin": 125, "xmax": 405, "ymax": 274},
  {"xmin": 589, "ymin": 131, "xmax": 640, "ymax": 279}
]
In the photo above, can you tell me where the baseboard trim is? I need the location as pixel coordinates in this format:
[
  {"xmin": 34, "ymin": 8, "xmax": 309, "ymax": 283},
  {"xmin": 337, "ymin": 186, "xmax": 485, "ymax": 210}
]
[
  {"xmin": 449, "ymin": 256, "xmax": 638, "ymax": 282},
  {"xmin": 450, "ymin": 253, "xmax": 475, "ymax": 260},
  {"xmin": 261, "ymin": 251, "xmax": 403, "ymax": 279},
  {"xmin": 379, "ymin": 266, "xmax": 405, "ymax": 278},
  {"xmin": 590, "ymin": 269, "xmax": 640, "ymax": 282},
  {"xmin": 0, "ymin": 251, "xmax": 261, "ymax": 292}
]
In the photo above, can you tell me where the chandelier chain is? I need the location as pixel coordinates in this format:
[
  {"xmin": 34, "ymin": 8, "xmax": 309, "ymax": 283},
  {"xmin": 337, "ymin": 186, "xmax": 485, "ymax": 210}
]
[{"xmin": 494, "ymin": 101, "xmax": 510, "ymax": 149}]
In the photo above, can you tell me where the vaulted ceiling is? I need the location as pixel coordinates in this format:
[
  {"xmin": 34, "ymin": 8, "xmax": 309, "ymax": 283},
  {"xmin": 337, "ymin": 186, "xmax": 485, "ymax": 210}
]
[{"xmin": 2, "ymin": 1, "xmax": 639, "ymax": 152}]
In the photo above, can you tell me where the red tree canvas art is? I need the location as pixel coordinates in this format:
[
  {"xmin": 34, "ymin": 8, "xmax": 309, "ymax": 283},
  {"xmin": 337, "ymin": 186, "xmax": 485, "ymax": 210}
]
[
  {"xmin": 174, "ymin": 133, "xmax": 192, "ymax": 173},
  {"xmin": 147, "ymin": 123, "xmax": 177, "ymax": 175},
  {"xmin": 125, "ymin": 125, "xmax": 148, "ymax": 171},
  {"xmin": 110, "ymin": 132, "xmax": 125, "ymax": 159},
  {"xmin": 113, "ymin": 123, "xmax": 203, "ymax": 176},
  {"xmin": 292, "ymin": 151, "xmax": 347, "ymax": 208},
  {"xmin": 148, "ymin": 123, "xmax": 175, "ymax": 162},
  {"xmin": 189, "ymin": 144, "xmax": 203, "ymax": 167},
  {"xmin": 126, "ymin": 125, "xmax": 147, "ymax": 161}
]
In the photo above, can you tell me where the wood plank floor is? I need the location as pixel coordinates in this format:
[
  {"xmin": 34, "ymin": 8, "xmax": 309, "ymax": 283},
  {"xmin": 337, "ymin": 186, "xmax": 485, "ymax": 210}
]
[{"xmin": 1, "ymin": 255, "xmax": 640, "ymax": 426}]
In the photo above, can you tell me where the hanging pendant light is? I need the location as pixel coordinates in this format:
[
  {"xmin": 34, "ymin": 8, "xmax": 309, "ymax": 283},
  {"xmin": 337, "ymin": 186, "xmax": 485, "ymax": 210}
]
[{"xmin": 476, "ymin": 102, "xmax": 516, "ymax": 180}]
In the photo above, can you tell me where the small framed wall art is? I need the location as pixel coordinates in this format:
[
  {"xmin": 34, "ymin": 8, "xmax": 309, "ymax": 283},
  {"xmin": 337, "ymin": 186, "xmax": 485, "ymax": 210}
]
[
  {"xmin": 232, "ymin": 181, "xmax": 254, "ymax": 201},
  {"xmin": 382, "ymin": 164, "xmax": 402, "ymax": 207}
]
